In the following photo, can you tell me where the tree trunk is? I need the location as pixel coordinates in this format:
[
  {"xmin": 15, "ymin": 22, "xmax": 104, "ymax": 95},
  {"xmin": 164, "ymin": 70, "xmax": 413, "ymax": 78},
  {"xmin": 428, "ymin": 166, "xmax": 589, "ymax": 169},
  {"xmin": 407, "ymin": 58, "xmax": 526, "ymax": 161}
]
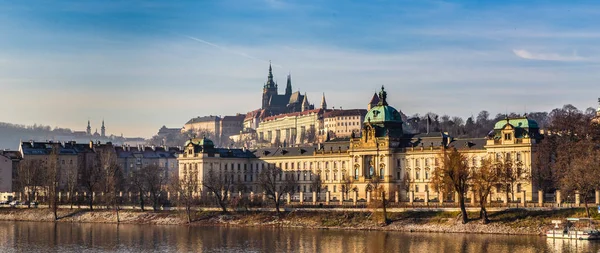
[
  {"xmin": 186, "ymin": 204, "xmax": 192, "ymax": 223},
  {"xmin": 89, "ymin": 193, "xmax": 94, "ymax": 211},
  {"xmin": 584, "ymin": 195, "xmax": 591, "ymax": 218},
  {"xmin": 382, "ymin": 191, "xmax": 389, "ymax": 225},
  {"xmin": 139, "ymin": 193, "xmax": 145, "ymax": 211},
  {"xmin": 458, "ymin": 192, "xmax": 468, "ymax": 224}
]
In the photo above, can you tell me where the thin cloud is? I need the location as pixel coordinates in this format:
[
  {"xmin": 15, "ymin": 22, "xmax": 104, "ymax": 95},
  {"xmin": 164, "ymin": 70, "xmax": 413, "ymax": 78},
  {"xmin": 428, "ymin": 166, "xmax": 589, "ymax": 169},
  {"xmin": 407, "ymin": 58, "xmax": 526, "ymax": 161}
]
[
  {"xmin": 181, "ymin": 34, "xmax": 283, "ymax": 68},
  {"xmin": 512, "ymin": 49, "xmax": 586, "ymax": 61}
]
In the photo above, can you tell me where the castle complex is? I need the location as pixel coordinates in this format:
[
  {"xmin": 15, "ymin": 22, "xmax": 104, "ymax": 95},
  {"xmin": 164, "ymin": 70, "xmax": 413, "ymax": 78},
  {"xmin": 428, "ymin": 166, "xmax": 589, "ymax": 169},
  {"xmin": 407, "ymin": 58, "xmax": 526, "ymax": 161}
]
[{"xmin": 179, "ymin": 87, "xmax": 542, "ymax": 202}]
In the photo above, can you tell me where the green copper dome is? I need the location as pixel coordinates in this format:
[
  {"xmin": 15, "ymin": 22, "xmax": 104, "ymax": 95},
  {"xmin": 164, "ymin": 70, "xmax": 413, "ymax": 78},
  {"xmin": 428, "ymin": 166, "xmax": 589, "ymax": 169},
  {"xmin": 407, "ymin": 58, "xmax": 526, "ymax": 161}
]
[
  {"xmin": 363, "ymin": 86, "xmax": 403, "ymax": 124},
  {"xmin": 185, "ymin": 136, "xmax": 215, "ymax": 148},
  {"xmin": 364, "ymin": 105, "xmax": 403, "ymax": 124},
  {"xmin": 493, "ymin": 117, "xmax": 538, "ymax": 130}
]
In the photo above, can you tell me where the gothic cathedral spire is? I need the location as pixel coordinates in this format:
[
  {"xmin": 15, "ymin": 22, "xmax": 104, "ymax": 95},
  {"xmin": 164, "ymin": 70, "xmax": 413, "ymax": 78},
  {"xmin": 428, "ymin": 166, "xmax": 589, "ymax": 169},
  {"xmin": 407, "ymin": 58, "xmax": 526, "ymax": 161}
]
[
  {"xmin": 301, "ymin": 93, "xmax": 309, "ymax": 112},
  {"xmin": 321, "ymin": 93, "xmax": 327, "ymax": 110},
  {"xmin": 285, "ymin": 72, "xmax": 292, "ymax": 96},
  {"xmin": 266, "ymin": 61, "xmax": 275, "ymax": 89}
]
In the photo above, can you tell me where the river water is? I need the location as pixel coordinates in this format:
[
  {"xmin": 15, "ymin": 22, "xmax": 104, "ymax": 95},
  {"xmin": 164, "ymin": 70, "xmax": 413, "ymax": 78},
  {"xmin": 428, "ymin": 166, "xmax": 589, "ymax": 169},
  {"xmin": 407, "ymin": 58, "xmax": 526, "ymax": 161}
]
[{"xmin": 0, "ymin": 221, "xmax": 596, "ymax": 253}]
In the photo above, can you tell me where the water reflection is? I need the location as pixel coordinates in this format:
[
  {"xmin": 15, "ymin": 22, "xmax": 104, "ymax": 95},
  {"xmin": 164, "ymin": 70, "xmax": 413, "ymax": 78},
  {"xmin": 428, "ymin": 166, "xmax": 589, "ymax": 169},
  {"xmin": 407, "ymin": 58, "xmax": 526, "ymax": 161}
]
[{"xmin": 0, "ymin": 221, "xmax": 598, "ymax": 252}]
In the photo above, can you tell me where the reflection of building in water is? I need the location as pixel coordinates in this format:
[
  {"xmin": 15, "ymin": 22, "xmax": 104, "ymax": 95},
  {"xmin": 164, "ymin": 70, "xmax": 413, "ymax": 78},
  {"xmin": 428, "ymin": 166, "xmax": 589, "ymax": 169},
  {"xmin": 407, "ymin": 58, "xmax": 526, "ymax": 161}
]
[{"xmin": 179, "ymin": 86, "xmax": 541, "ymax": 202}]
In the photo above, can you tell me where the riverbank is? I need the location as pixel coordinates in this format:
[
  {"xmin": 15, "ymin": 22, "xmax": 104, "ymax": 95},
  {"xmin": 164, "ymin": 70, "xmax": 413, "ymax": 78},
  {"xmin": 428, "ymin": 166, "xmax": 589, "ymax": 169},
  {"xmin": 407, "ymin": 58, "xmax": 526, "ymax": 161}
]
[{"xmin": 0, "ymin": 207, "xmax": 597, "ymax": 235}]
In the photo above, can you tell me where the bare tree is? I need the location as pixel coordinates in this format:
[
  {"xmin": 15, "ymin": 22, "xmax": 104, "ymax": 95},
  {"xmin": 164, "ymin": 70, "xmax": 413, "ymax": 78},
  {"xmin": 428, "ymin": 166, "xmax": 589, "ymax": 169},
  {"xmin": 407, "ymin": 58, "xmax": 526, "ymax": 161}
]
[
  {"xmin": 558, "ymin": 140, "xmax": 600, "ymax": 218},
  {"xmin": 432, "ymin": 148, "xmax": 471, "ymax": 224},
  {"xmin": 259, "ymin": 165, "xmax": 297, "ymax": 213},
  {"xmin": 310, "ymin": 173, "xmax": 323, "ymax": 200},
  {"xmin": 46, "ymin": 145, "xmax": 61, "ymax": 220},
  {"xmin": 131, "ymin": 169, "xmax": 148, "ymax": 211},
  {"xmin": 171, "ymin": 171, "xmax": 198, "ymax": 223},
  {"xmin": 496, "ymin": 158, "xmax": 524, "ymax": 202},
  {"xmin": 340, "ymin": 172, "xmax": 355, "ymax": 201},
  {"xmin": 202, "ymin": 169, "xmax": 233, "ymax": 213},
  {"xmin": 143, "ymin": 164, "xmax": 167, "ymax": 211},
  {"xmin": 65, "ymin": 165, "xmax": 78, "ymax": 209},
  {"xmin": 471, "ymin": 157, "xmax": 498, "ymax": 224},
  {"xmin": 80, "ymin": 155, "xmax": 104, "ymax": 210},
  {"xmin": 17, "ymin": 159, "xmax": 45, "ymax": 208},
  {"xmin": 368, "ymin": 171, "xmax": 383, "ymax": 200}
]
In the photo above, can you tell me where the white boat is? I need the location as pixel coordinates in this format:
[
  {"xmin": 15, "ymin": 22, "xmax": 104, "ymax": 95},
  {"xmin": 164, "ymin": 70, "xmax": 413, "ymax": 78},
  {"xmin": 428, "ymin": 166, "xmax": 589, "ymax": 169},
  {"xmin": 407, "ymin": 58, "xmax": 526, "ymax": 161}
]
[{"xmin": 546, "ymin": 218, "xmax": 600, "ymax": 240}]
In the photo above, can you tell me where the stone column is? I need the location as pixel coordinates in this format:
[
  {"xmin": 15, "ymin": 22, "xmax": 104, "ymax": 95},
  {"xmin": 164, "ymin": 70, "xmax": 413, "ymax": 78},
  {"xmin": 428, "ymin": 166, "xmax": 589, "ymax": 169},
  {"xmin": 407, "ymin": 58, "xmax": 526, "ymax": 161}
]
[
  {"xmin": 326, "ymin": 191, "xmax": 330, "ymax": 205},
  {"xmin": 538, "ymin": 190, "xmax": 544, "ymax": 207},
  {"xmin": 556, "ymin": 190, "xmax": 562, "ymax": 207},
  {"xmin": 438, "ymin": 192, "xmax": 444, "ymax": 204},
  {"xmin": 339, "ymin": 192, "xmax": 343, "ymax": 204},
  {"xmin": 367, "ymin": 191, "xmax": 371, "ymax": 203},
  {"xmin": 395, "ymin": 191, "xmax": 399, "ymax": 203},
  {"xmin": 424, "ymin": 191, "xmax": 429, "ymax": 205},
  {"xmin": 408, "ymin": 191, "xmax": 414, "ymax": 204},
  {"xmin": 595, "ymin": 190, "xmax": 599, "ymax": 205},
  {"xmin": 299, "ymin": 192, "xmax": 304, "ymax": 204},
  {"xmin": 521, "ymin": 191, "xmax": 526, "ymax": 206},
  {"xmin": 470, "ymin": 191, "xmax": 476, "ymax": 205},
  {"xmin": 286, "ymin": 193, "xmax": 291, "ymax": 204},
  {"xmin": 312, "ymin": 192, "xmax": 317, "ymax": 204},
  {"xmin": 353, "ymin": 191, "xmax": 358, "ymax": 205},
  {"xmin": 575, "ymin": 191, "xmax": 581, "ymax": 206}
]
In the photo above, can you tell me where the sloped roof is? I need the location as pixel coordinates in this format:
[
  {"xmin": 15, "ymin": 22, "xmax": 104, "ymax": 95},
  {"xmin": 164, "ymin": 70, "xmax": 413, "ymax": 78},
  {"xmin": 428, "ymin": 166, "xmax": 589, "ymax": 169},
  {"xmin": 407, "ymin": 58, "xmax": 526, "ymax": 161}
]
[{"xmin": 185, "ymin": 116, "xmax": 221, "ymax": 125}]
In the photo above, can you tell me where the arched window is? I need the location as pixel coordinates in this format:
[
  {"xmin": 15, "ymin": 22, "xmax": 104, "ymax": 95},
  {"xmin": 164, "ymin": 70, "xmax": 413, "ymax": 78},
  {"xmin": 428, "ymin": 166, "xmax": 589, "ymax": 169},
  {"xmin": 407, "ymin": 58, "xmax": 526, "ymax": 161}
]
[
  {"xmin": 354, "ymin": 167, "xmax": 359, "ymax": 180},
  {"xmin": 379, "ymin": 167, "xmax": 384, "ymax": 179},
  {"xmin": 415, "ymin": 169, "xmax": 420, "ymax": 180}
]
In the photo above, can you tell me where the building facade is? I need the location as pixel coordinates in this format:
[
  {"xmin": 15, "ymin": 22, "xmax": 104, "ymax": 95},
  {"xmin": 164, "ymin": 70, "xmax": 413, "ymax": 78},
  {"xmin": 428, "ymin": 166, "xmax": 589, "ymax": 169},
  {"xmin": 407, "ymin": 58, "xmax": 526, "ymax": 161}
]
[
  {"xmin": 178, "ymin": 87, "xmax": 541, "ymax": 202},
  {"xmin": 256, "ymin": 109, "xmax": 324, "ymax": 146},
  {"xmin": 323, "ymin": 109, "xmax": 367, "ymax": 139}
]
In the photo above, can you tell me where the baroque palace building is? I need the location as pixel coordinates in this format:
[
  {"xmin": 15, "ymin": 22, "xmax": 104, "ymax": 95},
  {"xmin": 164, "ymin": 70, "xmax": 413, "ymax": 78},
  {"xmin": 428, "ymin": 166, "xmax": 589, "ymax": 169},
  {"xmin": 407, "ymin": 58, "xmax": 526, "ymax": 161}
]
[{"xmin": 179, "ymin": 87, "xmax": 541, "ymax": 202}]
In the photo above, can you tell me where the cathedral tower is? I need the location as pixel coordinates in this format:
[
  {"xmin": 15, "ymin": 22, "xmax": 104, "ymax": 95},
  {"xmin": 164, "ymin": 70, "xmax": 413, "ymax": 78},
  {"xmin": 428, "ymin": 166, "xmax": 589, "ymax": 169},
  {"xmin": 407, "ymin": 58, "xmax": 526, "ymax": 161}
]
[
  {"xmin": 285, "ymin": 73, "xmax": 292, "ymax": 96},
  {"xmin": 101, "ymin": 120, "xmax": 106, "ymax": 137},
  {"xmin": 262, "ymin": 62, "xmax": 278, "ymax": 109},
  {"xmin": 86, "ymin": 120, "xmax": 91, "ymax": 135}
]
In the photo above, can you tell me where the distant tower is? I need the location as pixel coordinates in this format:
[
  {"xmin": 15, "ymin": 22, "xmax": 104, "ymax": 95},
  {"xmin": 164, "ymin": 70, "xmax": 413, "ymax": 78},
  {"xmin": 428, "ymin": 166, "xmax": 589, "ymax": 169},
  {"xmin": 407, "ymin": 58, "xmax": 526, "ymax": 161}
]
[
  {"xmin": 262, "ymin": 62, "xmax": 278, "ymax": 109},
  {"xmin": 86, "ymin": 120, "xmax": 91, "ymax": 135},
  {"xmin": 321, "ymin": 93, "xmax": 327, "ymax": 110},
  {"xmin": 301, "ymin": 93, "xmax": 310, "ymax": 112},
  {"xmin": 368, "ymin": 92, "xmax": 380, "ymax": 110},
  {"xmin": 285, "ymin": 72, "xmax": 292, "ymax": 97},
  {"xmin": 101, "ymin": 119, "xmax": 106, "ymax": 137}
]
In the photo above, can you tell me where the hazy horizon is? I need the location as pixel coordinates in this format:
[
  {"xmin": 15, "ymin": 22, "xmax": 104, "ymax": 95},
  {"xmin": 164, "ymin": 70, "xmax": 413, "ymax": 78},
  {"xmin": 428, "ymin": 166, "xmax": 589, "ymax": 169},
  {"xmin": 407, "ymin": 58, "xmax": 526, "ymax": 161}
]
[{"xmin": 2, "ymin": 0, "xmax": 600, "ymax": 138}]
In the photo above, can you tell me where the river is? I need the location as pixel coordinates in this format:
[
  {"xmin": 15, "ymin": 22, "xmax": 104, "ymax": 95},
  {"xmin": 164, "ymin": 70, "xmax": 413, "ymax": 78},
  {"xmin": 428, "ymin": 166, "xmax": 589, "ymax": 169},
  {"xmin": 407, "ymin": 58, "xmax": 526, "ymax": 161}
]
[{"xmin": 0, "ymin": 221, "xmax": 596, "ymax": 252}]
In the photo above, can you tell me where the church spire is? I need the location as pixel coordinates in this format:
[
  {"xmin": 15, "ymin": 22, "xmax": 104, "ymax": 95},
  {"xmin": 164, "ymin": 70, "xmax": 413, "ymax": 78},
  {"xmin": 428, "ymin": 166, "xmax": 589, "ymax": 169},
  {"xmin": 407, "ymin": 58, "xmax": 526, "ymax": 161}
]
[
  {"xmin": 86, "ymin": 120, "xmax": 91, "ymax": 135},
  {"xmin": 285, "ymin": 72, "xmax": 292, "ymax": 96},
  {"xmin": 266, "ymin": 61, "xmax": 275, "ymax": 88},
  {"xmin": 321, "ymin": 93, "xmax": 327, "ymax": 110},
  {"xmin": 101, "ymin": 119, "xmax": 106, "ymax": 137},
  {"xmin": 301, "ymin": 93, "xmax": 309, "ymax": 111}
]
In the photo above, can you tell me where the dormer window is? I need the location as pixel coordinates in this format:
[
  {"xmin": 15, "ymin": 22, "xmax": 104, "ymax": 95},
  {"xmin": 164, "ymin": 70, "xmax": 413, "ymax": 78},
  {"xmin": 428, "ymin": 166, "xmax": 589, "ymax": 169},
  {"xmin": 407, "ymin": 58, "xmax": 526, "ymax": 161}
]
[{"xmin": 504, "ymin": 133, "xmax": 512, "ymax": 140}]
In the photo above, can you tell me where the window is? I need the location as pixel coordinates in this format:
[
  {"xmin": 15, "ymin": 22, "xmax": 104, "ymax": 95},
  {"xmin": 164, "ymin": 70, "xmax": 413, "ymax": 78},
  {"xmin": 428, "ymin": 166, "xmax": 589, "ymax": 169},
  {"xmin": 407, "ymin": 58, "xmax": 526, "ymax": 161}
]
[
  {"xmin": 425, "ymin": 185, "xmax": 429, "ymax": 192},
  {"xmin": 425, "ymin": 169, "xmax": 429, "ymax": 179},
  {"xmin": 425, "ymin": 158, "xmax": 429, "ymax": 167},
  {"xmin": 333, "ymin": 186, "xmax": 337, "ymax": 192},
  {"xmin": 415, "ymin": 169, "xmax": 420, "ymax": 180},
  {"xmin": 354, "ymin": 168, "xmax": 359, "ymax": 180},
  {"xmin": 415, "ymin": 185, "xmax": 419, "ymax": 192},
  {"xmin": 379, "ymin": 168, "xmax": 384, "ymax": 179},
  {"xmin": 504, "ymin": 133, "xmax": 512, "ymax": 140},
  {"xmin": 516, "ymin": 153, "xmax": 522, "ymax": 162},
  {"xmin": 415, "ymin": 159, "xmax": 420, "ymax": 167},
  {"xmin": 397, "ymin": 171, "xmax": 401, "ymax": 180}
]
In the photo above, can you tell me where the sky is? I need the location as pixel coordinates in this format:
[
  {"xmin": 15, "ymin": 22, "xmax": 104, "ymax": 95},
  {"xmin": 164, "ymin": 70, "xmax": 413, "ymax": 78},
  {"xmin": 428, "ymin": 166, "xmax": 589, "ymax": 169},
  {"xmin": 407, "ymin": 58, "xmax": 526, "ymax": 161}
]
[{"xmin": 1, "ymin": 0, "xmax": 600, "ymax": 138}]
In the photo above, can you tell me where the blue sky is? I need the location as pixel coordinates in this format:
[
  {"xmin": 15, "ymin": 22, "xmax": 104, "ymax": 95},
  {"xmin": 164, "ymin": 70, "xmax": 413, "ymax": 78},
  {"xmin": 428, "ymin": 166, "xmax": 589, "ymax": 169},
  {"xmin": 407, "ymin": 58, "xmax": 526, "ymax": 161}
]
[{"xmin": 1, "ymin": 0, "xmax": 600, "ymax": 138}]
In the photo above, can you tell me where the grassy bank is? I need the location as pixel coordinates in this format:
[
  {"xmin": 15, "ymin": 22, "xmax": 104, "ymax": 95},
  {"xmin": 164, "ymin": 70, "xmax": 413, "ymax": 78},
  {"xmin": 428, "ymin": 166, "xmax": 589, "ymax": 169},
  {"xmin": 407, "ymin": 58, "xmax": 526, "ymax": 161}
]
[{"xmin": 0, "ymin": 207, "xmax": 598, "ymax": 235}]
